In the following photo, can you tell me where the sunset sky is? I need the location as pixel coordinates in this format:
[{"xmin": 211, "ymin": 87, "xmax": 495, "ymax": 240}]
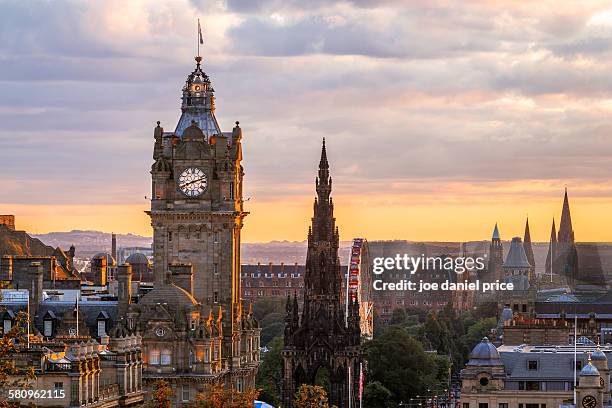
[{"xmin": 2, "ymin": 0, "xmax": 612, "ymax": 242}]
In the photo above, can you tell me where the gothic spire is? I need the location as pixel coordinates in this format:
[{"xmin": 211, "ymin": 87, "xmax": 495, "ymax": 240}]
[
  {"xmin": 492, "ymin": 223, "xmax": 500, "ymax": 240},
  {"xmin": 316, "ymin": 138, "xmax": 331, "ymax": 203},
  {"xmin": 558, "ymin": 188, "xmax": 574, "ymax": 243},
  {"xmin": 304, "ymin": 139, "xmax": 341, "ymax": 297},
  {"xmin": 523, "ymin": 217, "xmax": 535, "ymax": 268}
]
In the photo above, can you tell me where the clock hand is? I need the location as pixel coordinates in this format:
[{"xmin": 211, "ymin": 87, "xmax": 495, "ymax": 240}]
[{"xmin": 180, "ymin": 177, "xmax": 205, "ymax": 188}]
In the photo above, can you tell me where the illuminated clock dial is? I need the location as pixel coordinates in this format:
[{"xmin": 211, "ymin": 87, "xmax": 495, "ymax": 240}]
[
  {"xmin": 582, "ymin": 395, "xmax": 597, "ymax": 408},
  {"xmin": 178, "ymin": 167, "xmax": 207, "ymax": 197}
]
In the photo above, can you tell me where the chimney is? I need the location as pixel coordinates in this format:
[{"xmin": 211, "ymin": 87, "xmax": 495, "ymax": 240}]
[
  {"xmin": 111, "ymin": 233, "xmax": 117, "ymax": 262},
  {"xmin": 29, "ymin": 262, "xmax": 44, "ymax": 316},
  {"xmin": 117, "ymin": 264, "xmax": 132, "ymax": 317},
  {"xmin": 67, "ymin": 246, "xmax": 75, "ymax": 271},
  {"xmin": 168, "ymin": 263, "xmax": 194, "ymax": 295},
  {"xmin": 0, "ymin": 255, "xmax": 12, "ymax": 281}
]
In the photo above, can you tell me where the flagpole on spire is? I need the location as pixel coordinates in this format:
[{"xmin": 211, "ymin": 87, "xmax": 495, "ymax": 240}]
[{"xmin": 197, "ymin": 18, "xmax": 204, "ymax": 58}]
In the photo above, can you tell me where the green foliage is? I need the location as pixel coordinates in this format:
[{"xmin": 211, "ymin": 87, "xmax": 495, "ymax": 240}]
[
  {"xmin": 415, "ymin": 303, "xmax": 496, "ymax": 369},
  {"xmin": 255, "ymin": 336, "xmax": 283, "ymax": 406},
  {"xmin": 363, "ymin": 381, "xmax": 394, "ymax": 408},
  {"xmin": 252, "ymin": 298, "xmax": 286, "ymax": 346},
  {"xmin": 366, "ymin": 302, "xmax": 497, "ymax": 402},
  {"xmin": 363, "ymin": 326, "xmax": 449, "ymax": 404},
  {"xmin": 389, "ymin": 308, "xmax": 407, "ymax": 325},
  {"xmin": 252, "ymin": 297, "xmax": 286, "ymax": 322}
]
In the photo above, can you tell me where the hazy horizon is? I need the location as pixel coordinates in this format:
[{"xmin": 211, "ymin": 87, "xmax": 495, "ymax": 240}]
[{"xmin": 2, "ymin": 1, "xmax": 612, "ymax": 242}]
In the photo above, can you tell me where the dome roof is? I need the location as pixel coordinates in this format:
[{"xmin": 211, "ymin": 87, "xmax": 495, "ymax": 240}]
[
  {"xmin": 500, "ymin": 306, "xmax": 513, "ymax": 322},
  {"xmin": 125, "ymin": 252, "xmax": 150, "ymax": 265},
  {"xmin": 93, "ymin": 252, "xmax": 116, "ymax": 266},
  {"xmin": 580, "ymin": 361, "xmax": 600, "ymax": 376},
  {"xmin": 181, "ymin": 122, "xmax": 206, "ymax": 141},
  {"xmin": 592, "ymin": 347, "xmax": 607, "ymax": 361},
  {"xmin": 467, "ymin": 337, "xmax": 503, "ymax": 366},
  {"xmin": 139, "ymin": 283, "xmax": 198, "ymax": 308}
]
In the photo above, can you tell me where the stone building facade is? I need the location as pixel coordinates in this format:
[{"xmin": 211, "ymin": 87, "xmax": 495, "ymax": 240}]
[
  {"xmin": 3, "ymin": 336, "xmax": 143, "ymax": 407},
  {"xmin": 242, "ymin": 263, "xmax": 305, "ymax": 301},
  {"xmin": 460, "ymin": 338, "xmax": 610, "ymax": 408},
  {"xmin": 130, "ymin": 53, "xmax": 260, "ymax": 404}
]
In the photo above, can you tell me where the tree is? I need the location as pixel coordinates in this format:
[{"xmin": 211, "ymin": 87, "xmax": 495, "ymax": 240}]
[
  {"xmin": 255, "ymin": 336, "xmax": 283, "ymax": 405},
  {"xmin": 0, "ymin": 286, "xmax": 36, "ymax": 407},
  {"xmin": 147, "ymin": 380, "xmax": 173, "ymax": 408},
  {"xmin": 293, "ymin": 385, "xmax": 333, "ymax": 408},
  {"xmin": 252, "ymin": 298, "xmax": 286, "ymax": 346},
  {"xmin": 190, "ymin": 383, "xmax": 259, "ymax": 408},
  {"xmin": 363, "ymin": 326, "xmax": 449, "ymax": 404},
  {"xmin": 389, "ymin": 308, "xmax": 407, "ymax": 325},
  {"xmin": 363, "ymin": 381, "xmax": 393, "ymax": 408}
]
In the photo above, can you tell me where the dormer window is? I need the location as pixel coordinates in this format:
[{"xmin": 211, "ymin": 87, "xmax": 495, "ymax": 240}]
[
  {"xmin": 96, "ymin": 311, "xmax": 110, "ymax": 337},
  {"xmin": 2, "ymin": 310, "xmax": 15, "ymax": 335},
  {"xmin": 43, "ymin": 310, "xmax": 57, "ymax": 338}
]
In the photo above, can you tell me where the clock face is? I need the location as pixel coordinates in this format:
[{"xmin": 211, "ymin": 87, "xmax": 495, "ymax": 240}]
[
  {"xmin": 582, "ymin": 395, "xmax": 597, "ymax": 408},
  {"xmin": 178, "ymin": 167, "xmax": 207, "ymax": 197},
  {"xmin": 69, "ymin": 328, "xmax": 76, "ymax": 336}
]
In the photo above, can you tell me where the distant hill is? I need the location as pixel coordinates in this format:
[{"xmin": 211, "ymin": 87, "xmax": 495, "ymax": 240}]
[
  {"xmin": 33, "ymin": 230, "xmax": 152, "ymax": 259},
  {"xmin": 0, "ymin": 224, "xmax": 55, "ymax": 257}
]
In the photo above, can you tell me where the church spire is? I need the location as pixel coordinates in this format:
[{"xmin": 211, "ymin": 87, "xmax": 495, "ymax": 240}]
[
  {"xmin": 523, "ymin": 217, "xmax": 535, "ymax": 268},
  {"xmin": 492, "ymin": 223, "xmax": 500, "ymax": 240},
  {"xmin": 558, "ymin": 188, "xmax": 574, "ymax": 243}
]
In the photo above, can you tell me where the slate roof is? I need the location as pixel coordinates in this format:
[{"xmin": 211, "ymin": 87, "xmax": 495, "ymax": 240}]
[
  {"xmin": 503, "ymin": 237, "xmax": 532, "ymax": 268},
  {"xmin": 1, "ymin": 300, "xmax": 118, "ymax": 337},
  {"xmin": 497, "ymin": 345, "xmax": 610, "ymax": 380}
]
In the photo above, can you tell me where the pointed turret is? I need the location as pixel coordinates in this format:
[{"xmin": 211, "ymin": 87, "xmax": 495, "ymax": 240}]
[
  {"xmin": 523, "ymin": 217, "xmax": 535, "ymax": 268},
  {"xmin": 558, "ymin": 188, "xmax": 575, "ymax": 243},
  {"xmin": 492, "ymin": 223, "xmax": 500, "ymax": 240},
  {"xmin": 486, "ymin": 223, "xmax": 504, "ymax": 282},
  {"xmin": 315, "ymin": 138, "xmax": 331, "ymax": 205}
]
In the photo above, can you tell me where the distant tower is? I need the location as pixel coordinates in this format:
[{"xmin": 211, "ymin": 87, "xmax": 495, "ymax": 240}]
[
  {"xmin": 555, "ymin": 189, "xmax": 578, "ymax": 288},
  {"xmin": 558, "ymin": 188, "xmax": 575, "ymax": 243},
  {"xmin": 111, "ymin": 233, "xmax": 117, "ymax": 262},
  {"xmin": 545, "ymin": 218, "xmax": 557, "ymax": 276},
  {"xmin": 523, "ymin": 218, "xmax": 535, "ymax": 269},
  {"xmin": 503, "ymin": 237, "xmax": 533, "ymax": 288},
  {"xmin": 486, "ymin": 223, "xmax": 504, "ymax": 282}
]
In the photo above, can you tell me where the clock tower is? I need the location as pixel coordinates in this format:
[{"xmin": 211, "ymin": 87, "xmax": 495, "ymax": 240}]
[
  {"xmin": 137, "ymin": 54, "xmax": 259, "ymax": 402},
  {"xmin": 149, "ymin": 55, "xmax": 245, "ymax": 311}
]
